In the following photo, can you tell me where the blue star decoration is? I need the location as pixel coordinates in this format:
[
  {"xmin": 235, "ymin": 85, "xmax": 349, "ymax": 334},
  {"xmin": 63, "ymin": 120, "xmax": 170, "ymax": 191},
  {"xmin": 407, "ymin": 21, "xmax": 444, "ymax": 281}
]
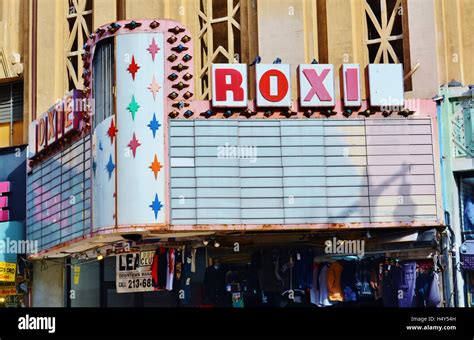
[
  {"xmin": 105, "ymin": 154, "xmax": 115, "ymax": 179},
  {"xmin": 149, "ymin": 194, "xmax": 163, "ymax": 219},
  {"xmin": 147, "ymin": 113, "xmax": 161, "ymax": 138}
]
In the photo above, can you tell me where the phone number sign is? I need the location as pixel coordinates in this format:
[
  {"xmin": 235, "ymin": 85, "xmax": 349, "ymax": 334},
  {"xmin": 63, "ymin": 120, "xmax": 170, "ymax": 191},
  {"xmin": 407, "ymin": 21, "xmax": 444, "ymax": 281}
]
[{"xmin": 116, "ymin": 251, "xmax": 156, "ymax": 293}]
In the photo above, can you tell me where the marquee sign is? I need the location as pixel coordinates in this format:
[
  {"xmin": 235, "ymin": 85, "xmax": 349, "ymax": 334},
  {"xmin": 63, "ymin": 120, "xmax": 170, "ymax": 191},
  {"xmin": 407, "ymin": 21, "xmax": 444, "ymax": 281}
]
[
  {"xmin": 28, "ymin": 90, "xmax": 83, "ymax": 159},
  {"xmin": 211, "ymin": 63, "xmax": 403, "ymax": 109}
]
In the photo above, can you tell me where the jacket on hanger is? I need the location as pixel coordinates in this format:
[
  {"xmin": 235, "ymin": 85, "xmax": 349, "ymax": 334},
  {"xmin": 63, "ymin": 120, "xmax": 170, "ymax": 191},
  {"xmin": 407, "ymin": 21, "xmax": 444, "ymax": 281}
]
[
  {"xmin": 341, "ymin": 260, "xmax": 358, "ymax": 302},
  {"xmin": 327, "ymin": 261, "xmax": 344, "ymax": 302}
]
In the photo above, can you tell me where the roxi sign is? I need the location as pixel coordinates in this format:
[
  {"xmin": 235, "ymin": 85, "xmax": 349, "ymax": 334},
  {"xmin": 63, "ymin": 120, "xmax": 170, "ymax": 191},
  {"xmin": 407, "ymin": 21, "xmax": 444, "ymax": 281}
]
[
  {"xmin": 211, "ymin": 63, "xmax": 404, "ymax": 108},
  {"xmin": 28, "ymin": 90, "xmax": 83, "ymax": 159}
]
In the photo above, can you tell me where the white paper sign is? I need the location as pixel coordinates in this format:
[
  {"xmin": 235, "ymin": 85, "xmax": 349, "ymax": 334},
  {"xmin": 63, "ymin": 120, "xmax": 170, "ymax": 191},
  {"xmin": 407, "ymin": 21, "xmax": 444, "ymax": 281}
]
[{"xmin": 116, "ymin": 251, "xmax": 156, "ymax": 293}]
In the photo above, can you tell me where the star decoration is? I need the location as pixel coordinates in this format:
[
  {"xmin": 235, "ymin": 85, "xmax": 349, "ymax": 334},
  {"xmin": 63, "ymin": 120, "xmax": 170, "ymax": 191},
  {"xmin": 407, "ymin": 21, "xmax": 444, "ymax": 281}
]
[
  {"xmin": 127, "ymin": 55, "xmax": 140, "ymax": 80},
  {"xmin": 106, "ymin": 155, "xmax": 115, "ymax": 179},
  {"xmin": 149, "ymin": 194, "xmax": 163, "ymax": 219},
  {"xmin": 147, "ymin": 75, "xmax": 161, "ymax": 100},
  {"xmin": 127, "ymin": 133, "xmax": 141, "ymax": 158},
  {"xmin": 149, "ymin": 154, "xmax": 162, "ymax": 179},
  {"xmin": 147, "ymin": 113, "xmax": 161, "ymax": 138},
  {"xmin": 127, "ymin": 95, "xmax": 140, "ymax": 121},
  {"xmin": 147, "ymin": 38, "xmax": 160, "ymax": 61},
  {"xmin": 107, "ymin": 118, "xmax": 118, "ymax": 144}
]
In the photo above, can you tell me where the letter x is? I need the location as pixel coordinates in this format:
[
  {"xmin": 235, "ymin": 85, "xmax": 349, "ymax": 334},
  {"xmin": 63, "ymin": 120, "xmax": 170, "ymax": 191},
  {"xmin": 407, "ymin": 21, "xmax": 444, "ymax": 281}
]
[{"xmin": 303, "ymin": 68, "xmax": 332, "ymax": 101}]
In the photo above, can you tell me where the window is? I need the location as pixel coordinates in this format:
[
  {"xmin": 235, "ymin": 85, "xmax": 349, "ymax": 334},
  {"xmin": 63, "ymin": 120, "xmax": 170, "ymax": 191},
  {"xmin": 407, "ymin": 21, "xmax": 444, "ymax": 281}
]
[
  {"xmin": 0, "ymin": 80, "xmax": 23, "ymax": 146},
  {"xmin": 0, "ymin": 81, "xmax": 23, "ymax": 124},
  {"xmin": 92, "ymin": 38, "xmax": 114, "ymax": 128},
  {"xmin": 66, "ymin": 0, "xmax": 93, "ymax": 90},
  {"xmin": 197, "ymin": 0, "xmax": 243, "ymax": 100},
  {"xmin": 459, "ymin": 174, "xmax": 474, "ymax": 240},
  {"xmin": 364, "ymin": 0, "xmax": 411, "ymax": 89}
]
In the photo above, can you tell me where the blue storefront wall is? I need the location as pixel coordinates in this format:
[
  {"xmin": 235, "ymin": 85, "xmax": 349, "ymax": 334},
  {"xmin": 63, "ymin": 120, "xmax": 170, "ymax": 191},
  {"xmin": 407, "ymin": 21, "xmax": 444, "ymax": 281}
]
[
  {"xmin": 0, "ymin": 146, "xmax": 27, "ymax": 263},
  {"xmin": 0, "ymin": 221, "xmax": 25, "ymax": 262}
]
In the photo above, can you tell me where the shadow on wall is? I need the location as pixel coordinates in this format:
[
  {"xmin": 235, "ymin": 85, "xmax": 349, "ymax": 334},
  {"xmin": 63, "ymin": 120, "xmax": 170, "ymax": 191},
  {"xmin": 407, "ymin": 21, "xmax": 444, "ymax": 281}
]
[{"xmin": 337, "ymin": 160, "xmax": 418, "ymax": 226}]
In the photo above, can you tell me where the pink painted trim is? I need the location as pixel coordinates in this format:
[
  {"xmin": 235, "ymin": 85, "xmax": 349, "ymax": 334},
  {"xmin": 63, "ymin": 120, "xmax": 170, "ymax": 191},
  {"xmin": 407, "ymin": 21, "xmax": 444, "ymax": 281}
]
[{"xmin": 0, "ymin": 197, "xmax": 7, "ymax": 209}]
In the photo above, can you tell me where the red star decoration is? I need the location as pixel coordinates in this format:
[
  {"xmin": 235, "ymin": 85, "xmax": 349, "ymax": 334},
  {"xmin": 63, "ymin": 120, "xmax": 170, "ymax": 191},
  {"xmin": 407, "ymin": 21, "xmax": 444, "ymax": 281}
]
[
  {"xmin": 107, "ymin": 118, "xmax": 118, "ymax": 144},
  {"xmin": 127, "ymin": 55, "xmax": 140, "ymax": 80},
  {"xmin": 127, "ymin": 133, "xmax": 141, "ymax": 158},
  {"xmin": 149, "ymin": 154, "xmax": 162, "ymax": 179}
]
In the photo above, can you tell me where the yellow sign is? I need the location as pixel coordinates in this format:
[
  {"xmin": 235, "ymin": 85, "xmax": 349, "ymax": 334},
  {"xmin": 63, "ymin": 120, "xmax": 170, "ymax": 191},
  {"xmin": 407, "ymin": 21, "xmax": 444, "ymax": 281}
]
[
  {"xmin": 73, "ymin": 266, "xmax": 80, "ymax": 285},
  {"xmin": 0, "ymin": 281, "xmax": 16, "ymax": 296},
  {"xmin": 0, "ymin": 262, "xmax": 16, "ymax": 282}
]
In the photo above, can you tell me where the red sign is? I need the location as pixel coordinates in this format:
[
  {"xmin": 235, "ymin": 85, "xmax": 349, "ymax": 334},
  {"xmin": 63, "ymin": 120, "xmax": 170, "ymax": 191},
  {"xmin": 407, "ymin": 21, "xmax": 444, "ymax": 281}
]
[
  {"xmin": 29, "ymin": 90, "xmax": 83, "ymax": 158},
  {"xmin": 211, "ymin": 63, "xmax": 403, "ymax": 108}
]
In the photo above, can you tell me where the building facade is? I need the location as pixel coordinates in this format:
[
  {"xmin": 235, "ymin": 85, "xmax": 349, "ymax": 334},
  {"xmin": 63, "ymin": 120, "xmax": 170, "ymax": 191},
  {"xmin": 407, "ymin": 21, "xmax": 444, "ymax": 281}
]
[
  {"xmin": 438, "ymin": 83, "xmax": 474, "ymax": 307},
  {"xmin": 0, "ymin": 0, "xmax": 473, "ymax": 307}
]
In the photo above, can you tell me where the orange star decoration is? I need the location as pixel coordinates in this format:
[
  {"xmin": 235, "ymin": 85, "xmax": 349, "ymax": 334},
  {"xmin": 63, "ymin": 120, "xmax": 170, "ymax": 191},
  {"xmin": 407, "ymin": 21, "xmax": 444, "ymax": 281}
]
[{"xmin": 149, "ymin": 154, "xmax": 162, "ymax": 179}]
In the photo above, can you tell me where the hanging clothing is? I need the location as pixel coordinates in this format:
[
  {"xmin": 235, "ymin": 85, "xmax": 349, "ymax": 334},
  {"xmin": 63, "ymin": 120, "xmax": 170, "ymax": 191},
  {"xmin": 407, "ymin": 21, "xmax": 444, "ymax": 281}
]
[
  {"xmin": 395, "ymin": 261, "xmax": 417, "ymax": 308},
  {"xmin": 179, "ymin": 248, "xmax": 192, "ymax": 305},
  {"xmin": 381, "ymin": 261, "xmax": 398, "ymax": 307},
  {"xmin": 294, "ymin": 249, "xmax": 313, "ymax": 290},
  {"xmin": 203, "ymin": 264, "xmax": 226, "ymax": 306},
  {"xmin": 258, "ymin": 249, "xmax": 284, "ymax": 293},
  {"xmin": 166, "ymin": 248, "xmax": 175, "ymax": 291},
  {"xmin": 356, "ymin": 259, "xmax": 374, "ymax": 297},
  {"xmin": 190, "ymin": 248, "xmax": 197, "ymax": 273},
  {"xmin": 173, "ymin": 248, "xmax": 183, "ymax": 293},
  {"xmin": 415, "ymin": 271, "xmax": 441, "ymax": 307},
  {"xmin": 318, "ymin": 263, "xmax": 333, "ymax": 306},
  {"xmin": 341, "ymin": 260, "xmax": 358, "ymax": 302},
  {"xmin": 151, "ymin": 247, "xmax": 167, "ymax": 290},
  {"xmin": 327, "ymin": 261, "xmax": 344, "ymax": 302},
  {"xmin": 310, "ymin": 262, "xmax": 320, "ymax": 305},
  {"xmin": 280, "ymin": 254, "xmax": 298, "ymax": 292},
  {"xmin": 241, "ymin": 262, "xmax": 261, "ymax": 307},
  {"xmin": 370, "ymin": 261, "xmax": 383, "ymax": 301}
]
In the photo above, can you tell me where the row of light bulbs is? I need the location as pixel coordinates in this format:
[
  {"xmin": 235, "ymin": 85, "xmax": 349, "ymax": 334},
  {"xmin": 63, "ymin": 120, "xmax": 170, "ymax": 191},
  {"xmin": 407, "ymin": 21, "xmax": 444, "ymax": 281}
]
[{"xmin": 203, "ymin": 240, "xmax": 220, "ymax": 248}]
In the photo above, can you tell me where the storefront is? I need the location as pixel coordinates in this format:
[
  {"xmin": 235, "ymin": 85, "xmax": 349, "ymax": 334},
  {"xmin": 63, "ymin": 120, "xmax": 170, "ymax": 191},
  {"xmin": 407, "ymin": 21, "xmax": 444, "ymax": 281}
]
[
  {"xmin": 26, "ymin": 19, "xmax": 446, "ymax": 308},
  {"xmin": 0, "ymin": 145, "xmax": 29, "ymax": 307},
  {"xmin": 63, "ymin": 228, "xmax": 443, "ymax": 308}
]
